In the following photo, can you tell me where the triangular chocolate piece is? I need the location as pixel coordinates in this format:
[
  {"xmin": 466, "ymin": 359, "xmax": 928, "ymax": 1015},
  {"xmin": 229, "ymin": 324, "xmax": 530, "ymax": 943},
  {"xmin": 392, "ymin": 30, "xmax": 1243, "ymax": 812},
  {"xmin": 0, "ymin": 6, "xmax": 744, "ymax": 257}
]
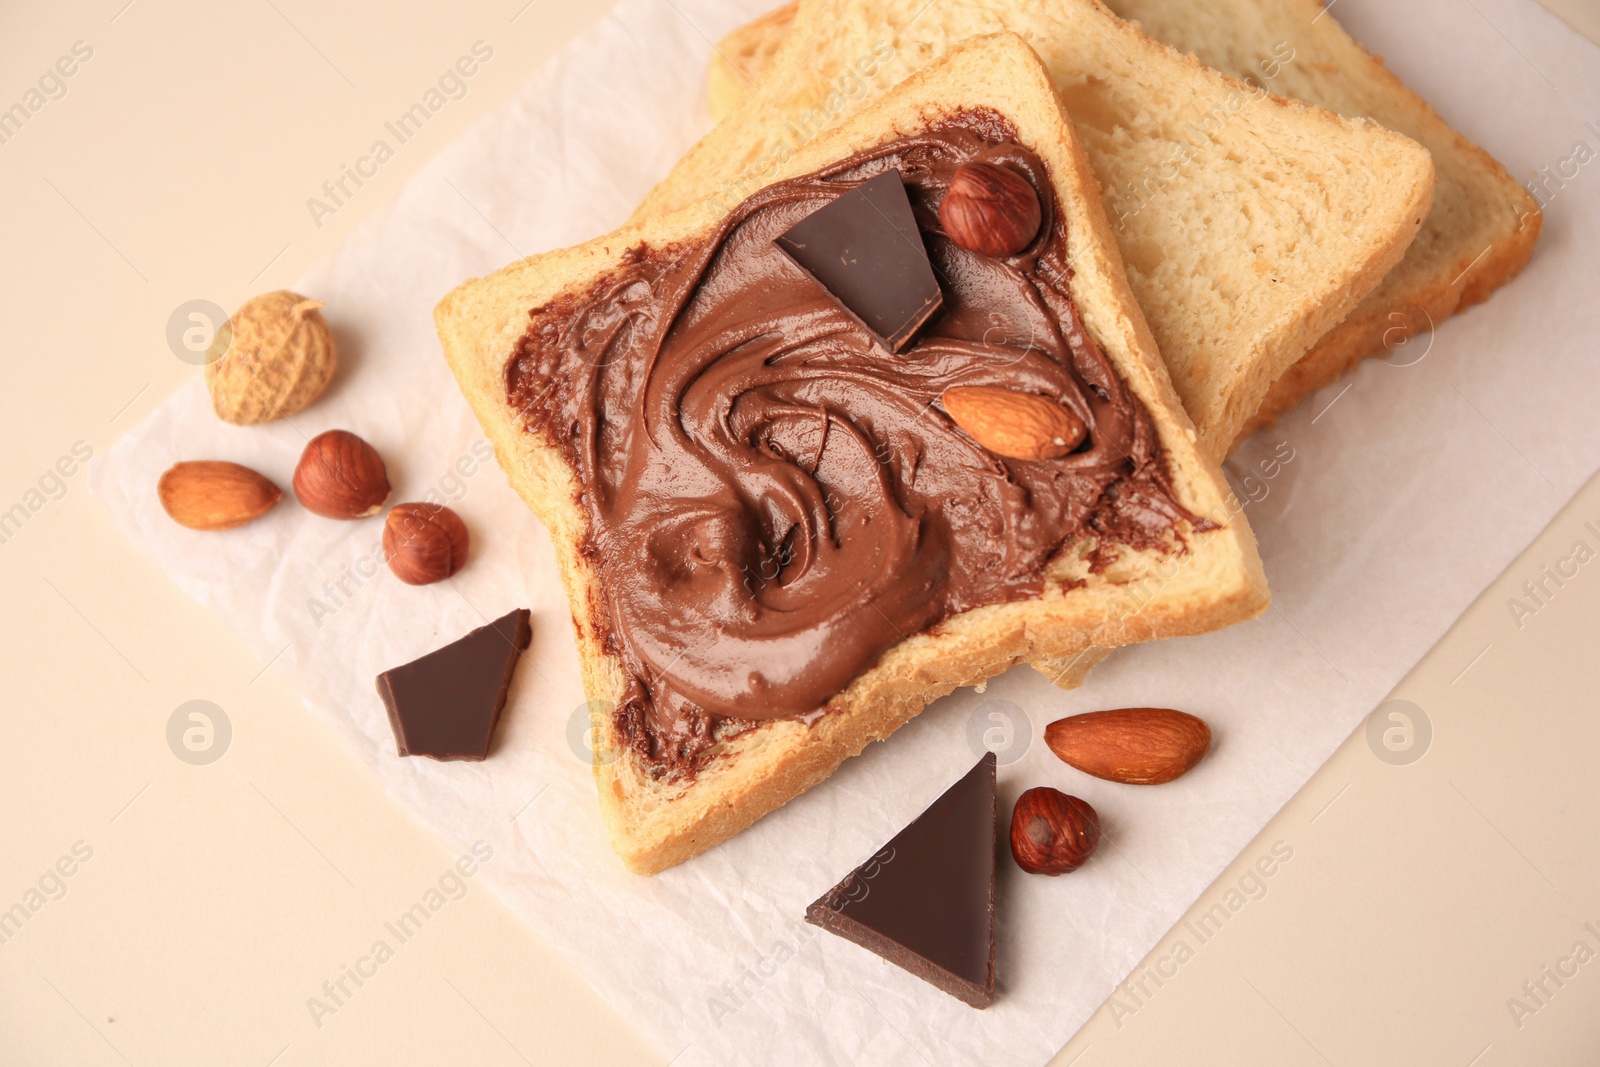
[
  {"xmin": 806, "ymin": 753, "xmax": 996, "ymax": 1007},
  {"xmin": 775, "ymin": 169, "xmax": 943, "ymax": 352},
  {"xmin": 377, "ymin": 608, "xmax": 531, "ymax": 761}
]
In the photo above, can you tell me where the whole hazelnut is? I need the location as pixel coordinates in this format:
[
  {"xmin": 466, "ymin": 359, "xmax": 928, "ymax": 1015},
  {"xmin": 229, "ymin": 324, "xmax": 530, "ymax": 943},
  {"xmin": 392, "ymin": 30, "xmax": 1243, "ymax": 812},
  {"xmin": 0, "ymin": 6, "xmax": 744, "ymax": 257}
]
[
  {"xmin": 293, "ymin": 430, "xmax": 390, "ymax": 519},
  {"xmin": 939, "ymin": 162, "xmax": 1042, "ymax": 258},
  {"xmin": 1010, "ymin": 787, "xmax": 1101, "ymax": 875},
  {"xmin": 383, "ymin": 503, "xmax": 469, "ymax": 585}
]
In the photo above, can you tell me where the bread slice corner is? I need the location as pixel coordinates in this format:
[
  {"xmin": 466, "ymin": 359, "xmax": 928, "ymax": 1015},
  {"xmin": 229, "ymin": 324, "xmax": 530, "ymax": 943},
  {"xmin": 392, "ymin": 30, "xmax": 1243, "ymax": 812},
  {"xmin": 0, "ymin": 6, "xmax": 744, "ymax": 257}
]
[
  {"xmin": 1107, "ymin": 0, "xmax": 1541, "ymax": 444},
  {"xmin": 437, "ymin": 33, "xmax": 1267, "ymax": 874}
]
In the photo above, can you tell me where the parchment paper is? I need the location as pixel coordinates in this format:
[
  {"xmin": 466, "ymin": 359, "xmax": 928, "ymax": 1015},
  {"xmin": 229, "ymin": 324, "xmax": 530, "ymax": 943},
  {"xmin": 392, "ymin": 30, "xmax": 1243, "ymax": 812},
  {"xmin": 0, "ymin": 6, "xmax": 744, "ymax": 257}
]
[{"xmin": 91, "ymin": 0, "xmax": 1600, "ymax": 1062}]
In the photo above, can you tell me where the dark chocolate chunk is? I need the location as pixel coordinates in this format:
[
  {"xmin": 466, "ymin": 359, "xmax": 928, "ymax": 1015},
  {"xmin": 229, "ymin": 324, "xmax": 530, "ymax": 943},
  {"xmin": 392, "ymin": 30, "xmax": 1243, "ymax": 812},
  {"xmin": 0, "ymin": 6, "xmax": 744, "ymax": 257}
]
[
  {"xmin": 377, "ymin": 608, "xmax": 532, "ymax": 762},
  {"xmin": 775, "ymin": 169, "xmax": 943, "ymax": 352},
  {"xmin": 805, "ymin": 753, "xmax": 997, "ymax": 1007}
]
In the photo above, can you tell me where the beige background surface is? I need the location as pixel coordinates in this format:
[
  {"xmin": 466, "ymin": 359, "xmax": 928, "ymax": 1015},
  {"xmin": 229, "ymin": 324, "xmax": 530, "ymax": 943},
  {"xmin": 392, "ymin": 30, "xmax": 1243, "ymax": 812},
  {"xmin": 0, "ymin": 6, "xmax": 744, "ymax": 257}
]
[{"xmin": 2, "ymin": 1, "xmax": 1596, "ymax": 1064}]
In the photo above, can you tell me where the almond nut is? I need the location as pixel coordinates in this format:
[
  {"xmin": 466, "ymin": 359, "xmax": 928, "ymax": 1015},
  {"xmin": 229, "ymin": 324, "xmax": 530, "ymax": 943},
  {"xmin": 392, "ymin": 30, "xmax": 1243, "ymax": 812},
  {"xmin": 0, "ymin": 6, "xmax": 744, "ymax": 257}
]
[
  {"xmin": 939, "ymin": 162, "xmax": 1042, "ymax": 257},
  {"xmin": 1010, "ymin": 787, "xmax": 1100, "ymax": 875},
  {"xmin": 158, "ymin": 461, "xmax": 282, "ymax": 531},
  {"xmin": 383, "ymin": 503, "xmax": 469, "ymax": 585},
  {"xmin": 1044, "ymin": 708, "xmax": 1211, "ymax": 785},
  {"xmin": 205, "ymin": 290, "xmax": 337, "ymax": 425},
  {"xmin": 942, "ymin": 385, "xmax": 1087, "ymax": 461},
  {"xmin": 293, "ymin": 430, "xmax": 389, "ymax": 519}
]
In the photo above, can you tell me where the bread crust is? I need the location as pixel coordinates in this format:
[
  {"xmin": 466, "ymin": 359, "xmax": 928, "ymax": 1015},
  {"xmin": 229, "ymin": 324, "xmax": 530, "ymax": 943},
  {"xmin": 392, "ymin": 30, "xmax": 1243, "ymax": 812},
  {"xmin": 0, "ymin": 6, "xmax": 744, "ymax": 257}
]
[
  {"xmin": 1236, "ymin": 213, "xmax": 1540, "ymax": 439},
  {"xmin": 437, "ymin": 36, "xmax": 1267, "ymax": 874}
]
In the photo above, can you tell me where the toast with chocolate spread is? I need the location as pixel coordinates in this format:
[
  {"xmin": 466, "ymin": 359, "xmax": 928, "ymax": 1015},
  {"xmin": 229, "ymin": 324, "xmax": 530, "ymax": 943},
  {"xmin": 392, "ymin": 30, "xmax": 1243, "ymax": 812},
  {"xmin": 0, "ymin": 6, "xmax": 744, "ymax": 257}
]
[
  {"xmin": 706, "ymin": 0, "xmax": 1538, "ymax": 445},
  {"xmin": 637, "ymin": 0, "xmax": 1436, "ymax": 462},
  {"xmin": 436, "ymin": 36, "xmax": 1267, "ymax": 874}
]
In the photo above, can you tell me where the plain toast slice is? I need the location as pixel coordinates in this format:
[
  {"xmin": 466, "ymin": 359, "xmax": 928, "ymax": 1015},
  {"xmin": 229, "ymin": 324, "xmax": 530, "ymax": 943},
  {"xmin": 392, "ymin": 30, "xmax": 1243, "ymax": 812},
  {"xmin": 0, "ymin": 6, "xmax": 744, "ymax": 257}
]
[{"xmin": 1101, "ymin": 0, "xmax": 1541, "ymax": 440}]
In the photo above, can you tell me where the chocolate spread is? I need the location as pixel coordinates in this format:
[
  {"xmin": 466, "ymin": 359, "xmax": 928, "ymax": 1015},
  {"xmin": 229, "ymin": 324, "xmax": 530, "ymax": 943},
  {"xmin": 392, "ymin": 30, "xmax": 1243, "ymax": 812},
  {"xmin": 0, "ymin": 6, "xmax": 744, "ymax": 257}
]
[{"xmin": 508, "ymin": 112, "xmax": 1191, "ymax": 775}]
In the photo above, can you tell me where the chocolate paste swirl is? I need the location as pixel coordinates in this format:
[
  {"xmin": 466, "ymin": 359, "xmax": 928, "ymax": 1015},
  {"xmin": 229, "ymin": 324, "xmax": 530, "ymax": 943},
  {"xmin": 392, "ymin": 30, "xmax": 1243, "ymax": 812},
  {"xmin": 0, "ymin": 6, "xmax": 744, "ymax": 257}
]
[{"xmin": 508, "ymin": 115, "xmax": 1190, "ymax": 774}]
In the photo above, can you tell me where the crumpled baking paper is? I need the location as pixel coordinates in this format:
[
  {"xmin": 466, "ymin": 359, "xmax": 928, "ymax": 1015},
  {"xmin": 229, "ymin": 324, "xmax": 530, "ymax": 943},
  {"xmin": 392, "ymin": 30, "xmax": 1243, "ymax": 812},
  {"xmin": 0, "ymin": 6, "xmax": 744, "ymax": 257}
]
[{"xmin": 91, "ymin": 0, "xmax": 1600, "ymax": 1061}]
